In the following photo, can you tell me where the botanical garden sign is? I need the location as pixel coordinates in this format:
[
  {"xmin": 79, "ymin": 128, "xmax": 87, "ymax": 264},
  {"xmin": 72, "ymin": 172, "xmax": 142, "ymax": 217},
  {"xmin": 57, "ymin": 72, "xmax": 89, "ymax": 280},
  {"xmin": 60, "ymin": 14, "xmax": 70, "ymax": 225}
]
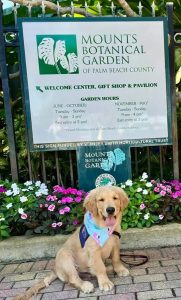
[
  {"xmin": 18, "ymin": 17, "xmax": 171, "ymax": 189},
  {"xmin": 18, "ymin": 17, "xmax": 171, "ymax": 150}
]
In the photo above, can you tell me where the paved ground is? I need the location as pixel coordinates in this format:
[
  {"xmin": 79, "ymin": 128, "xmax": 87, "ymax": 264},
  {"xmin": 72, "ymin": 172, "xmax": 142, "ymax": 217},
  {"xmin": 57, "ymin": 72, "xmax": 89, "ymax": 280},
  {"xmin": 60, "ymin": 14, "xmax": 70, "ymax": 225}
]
[{"xmin": 0, "ymin": 246, "xmax": 181, "ymax": 300}]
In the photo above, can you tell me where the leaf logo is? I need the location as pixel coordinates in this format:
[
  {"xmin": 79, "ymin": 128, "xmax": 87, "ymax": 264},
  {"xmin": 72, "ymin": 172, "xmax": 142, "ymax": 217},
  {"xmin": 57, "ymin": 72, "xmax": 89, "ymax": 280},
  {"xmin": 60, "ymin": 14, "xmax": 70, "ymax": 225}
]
[
  {"xmin": 101, "ymin": 148, "xmax": 126, "ymax": 172},
  {"xmin": 37, "ymin": 35, "xmax": 79, "ymax": 74}
]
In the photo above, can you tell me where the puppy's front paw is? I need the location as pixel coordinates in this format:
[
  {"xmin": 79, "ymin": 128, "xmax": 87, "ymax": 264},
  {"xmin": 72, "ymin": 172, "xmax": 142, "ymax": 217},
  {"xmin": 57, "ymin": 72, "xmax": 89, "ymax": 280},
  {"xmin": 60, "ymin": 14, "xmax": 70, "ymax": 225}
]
[
  {"xmin": 116, "ymin": 266, "xmax": 129, "ymax": 277},
  {"xmin": 81, "ymin": 281, "xmax": 94, "ymax": 293},
  {"xmin": 99, "ymin": 279, "xmax": 114, "ymax": 292}
]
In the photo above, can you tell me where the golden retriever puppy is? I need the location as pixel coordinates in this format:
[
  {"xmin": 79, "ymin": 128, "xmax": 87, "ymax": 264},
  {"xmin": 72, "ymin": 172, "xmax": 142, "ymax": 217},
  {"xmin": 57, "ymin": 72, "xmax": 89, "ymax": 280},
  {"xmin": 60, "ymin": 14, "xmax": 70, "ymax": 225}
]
[{"xmin": 13, "ymin": 186, "xmax": 129, "ymax": 299}]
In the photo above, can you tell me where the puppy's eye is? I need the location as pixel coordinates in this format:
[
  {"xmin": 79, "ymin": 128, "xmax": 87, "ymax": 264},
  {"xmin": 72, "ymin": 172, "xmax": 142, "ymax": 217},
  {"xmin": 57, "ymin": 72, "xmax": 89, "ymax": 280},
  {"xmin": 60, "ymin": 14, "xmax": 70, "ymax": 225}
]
[
  {"xmin": 99, "ymin": 198, "xmax": 104, "ymax": 202},
  {"xmin": 113, "ymin": 196, "xmax": 118, "ymax": 200}
]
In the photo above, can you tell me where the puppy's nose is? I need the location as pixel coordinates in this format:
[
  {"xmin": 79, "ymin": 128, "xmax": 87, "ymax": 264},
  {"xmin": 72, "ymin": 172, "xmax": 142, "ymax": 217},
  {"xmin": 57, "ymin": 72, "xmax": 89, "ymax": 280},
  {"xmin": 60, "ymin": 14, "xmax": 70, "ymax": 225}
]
[{"xmin": 106, "ymin": 207, "xmax": 115, "ymax": 215}]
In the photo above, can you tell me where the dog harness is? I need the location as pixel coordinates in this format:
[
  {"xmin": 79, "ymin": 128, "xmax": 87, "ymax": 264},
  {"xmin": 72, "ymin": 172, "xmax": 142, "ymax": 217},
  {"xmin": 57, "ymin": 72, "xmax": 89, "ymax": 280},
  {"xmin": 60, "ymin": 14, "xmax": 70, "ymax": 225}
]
[{"xmin": 79, "ymin": 211, "xmax": 121, "ymax": 248}]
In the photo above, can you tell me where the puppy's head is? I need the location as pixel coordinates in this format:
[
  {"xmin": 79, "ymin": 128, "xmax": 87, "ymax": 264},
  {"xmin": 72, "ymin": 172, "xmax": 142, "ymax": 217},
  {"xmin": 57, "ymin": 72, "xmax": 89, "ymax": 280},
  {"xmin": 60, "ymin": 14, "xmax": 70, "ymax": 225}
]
[{"xmin": 83, "ymin": 186, "xmax": 129, "ymax": 227}]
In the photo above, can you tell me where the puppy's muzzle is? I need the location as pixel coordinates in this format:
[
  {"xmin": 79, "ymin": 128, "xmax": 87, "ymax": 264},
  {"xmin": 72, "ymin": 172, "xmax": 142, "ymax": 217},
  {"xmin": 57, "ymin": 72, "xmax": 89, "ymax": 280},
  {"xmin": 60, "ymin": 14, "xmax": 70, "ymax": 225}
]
[{"xmin": 106, "ymin": 207, "xmax": 115, "ymax": 215}]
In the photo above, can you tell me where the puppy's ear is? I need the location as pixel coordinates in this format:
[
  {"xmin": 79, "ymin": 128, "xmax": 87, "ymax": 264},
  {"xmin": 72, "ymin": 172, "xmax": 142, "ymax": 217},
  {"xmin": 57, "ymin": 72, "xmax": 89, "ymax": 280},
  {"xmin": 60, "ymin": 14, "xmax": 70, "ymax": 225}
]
[
  {"xmin": 116, "ymin": 187, "xmax": 129, "ymax": 211},
  {"xmin": 83, "ymin": 189, "xmax": 98, "ymax": 217}
]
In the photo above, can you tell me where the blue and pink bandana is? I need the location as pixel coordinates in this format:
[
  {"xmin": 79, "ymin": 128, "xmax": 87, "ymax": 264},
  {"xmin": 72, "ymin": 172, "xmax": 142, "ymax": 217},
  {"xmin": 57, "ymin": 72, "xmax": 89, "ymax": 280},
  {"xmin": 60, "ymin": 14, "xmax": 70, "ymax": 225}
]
[{"xmin": 79, "ymin": 212, "xmax": 114, "ymax": 247}]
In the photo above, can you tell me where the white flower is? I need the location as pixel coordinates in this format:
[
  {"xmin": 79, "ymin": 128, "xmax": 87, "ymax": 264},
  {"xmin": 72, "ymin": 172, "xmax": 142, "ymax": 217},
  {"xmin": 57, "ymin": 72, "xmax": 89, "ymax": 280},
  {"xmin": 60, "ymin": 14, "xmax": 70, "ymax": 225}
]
[
  {"xmin": 24, "ymin": 181, "xmax": 32, "ymax": 186},
  {"xmin": 142, "ymin": 172, "xmax": 148, "ymax": 180},
  {"xmin": 146, "ymin": 182, "xmax": 152, "ymax": 187},
  {"xmin": 6, "ymin": 203, "xmax": 12, "ymax": 209},
  {"xmin": 136, "ymin": 212, "xmax": 142, "ymax": 215},
  {"xmin": 142, "ymin": 189, "xmax": 148, "ymax": 195},
  {"xmin": 22, "ymin": 189, "xmax": 28, "ymax": 192},
  {"xmin": 28, "ymin": 186, "xmax": 34, "ymax": 191},
  {"xmin": 20, "ymin": 196, "xmax": 28, "ymax": 203},
  {"xmin": 144, "ymin": 213, "xmax": 150, "ymax": 220},
  {"xmin": 40, "ymin": 189, "xmax": 48, "ymax": 195},
  {"xmin": 35, "ymin": 191, "xmax": 42, "ymax": 197},
  {"xmin": 5, "ymin": 190, "xmax": 13, "ymax": 196},
  {"xmin": 18, "ymin": 208, "xmax": 24, "ymax": 214},
  {"xmin": 11, "ymin": 183, "xmax": 18, "ymax": 190},
  {"xmin": 13, "ymin": 189, "xmax": 20, "ymax": 196},
  {"xmin": 35, "ymin": 181, "xmax": 41, "ymax": 187},
  {"xmin": 0, "ymin": 217, "xmax": 5, "ymax": 221},
  {"xmin": 137, "ymin": 188, "xmax": 142, "ymax": 192},
  {"xmin": 40, "ymin": 183, "xmax": 47, "ymax": 189},
  {"xmin": 121, "ymin": 184, "xmax": 126, "ymax": 188},
  {"xmin": 125, "ymin": 180, "xmax": 133, "ymax": 186}
]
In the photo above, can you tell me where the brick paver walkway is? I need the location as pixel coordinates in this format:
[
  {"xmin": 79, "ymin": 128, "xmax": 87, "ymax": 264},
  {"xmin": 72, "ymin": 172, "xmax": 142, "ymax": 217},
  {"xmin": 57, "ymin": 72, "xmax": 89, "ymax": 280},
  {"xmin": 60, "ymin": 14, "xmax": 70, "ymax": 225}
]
[{"xmin": 0, "ymin": 246, "xmax": 181, "ymax": 300}]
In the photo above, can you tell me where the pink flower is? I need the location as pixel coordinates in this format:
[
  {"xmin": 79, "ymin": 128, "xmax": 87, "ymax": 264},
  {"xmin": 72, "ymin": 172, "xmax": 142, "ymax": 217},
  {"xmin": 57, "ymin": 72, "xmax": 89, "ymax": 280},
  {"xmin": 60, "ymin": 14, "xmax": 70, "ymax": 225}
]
[
  {"xmin": 76, "ymin": 190, "xmax": 83, "ymax": 196},
  {"xmin": 61, "ymin": 197, "xmax": 67, "ymax": 204},
  {"xmin": 140, "ymin": 203, "xmax": 146, "ymax": 210},
  {"xmin": 57, "ymin": 222, "xmax": 63, "ymax": 227},
  {"xmin": 159, "ymin": 214, "xmax": 164, "ymax": 220},
  {"xmin": 75, "ymin": 196, "xmax": 82, "ymax": 203},
  {"xmin": 51, "ymin": 223, "xmax": 57, "ymax": 228},
  {"xmin": 46, "ymin": 195, "xmax": 57, "ymax": 202},
  {"xmin": 59, "ymin": 209, "xmax": 65, "ymax": 215},
  {"xmin": 0, "ymin": 186, "xmax": 6, "ymax": 193},
  {"xmin": 160, "ymin": 190, "xmax": 166, "ymax": 196},
  {"xmin": 39, "ymin": 204, "xmax": 43, "ymax": 208},
  {"xmin": 53, "ymin": 185, "xmax": 65, "ymax": 193},
  {"xmin": 48, "ymin": 204, "xmax": 55, "ymax": 211},
  {"xmin": 73, "ymin": 220, "xmax": 79, "ymax": 225},
  {"xmin": 151, "ymin": 180, "xmax": 156, "ymax": 184},
  {"xmin": 58, "ymin": 200, "xmax": 61, "ymax": 204},
  {"xmin": 161, "ymin": 186, "xmax": 167, "ymax": 191},
  {"xmin": 45, "ymin": 204, "xmax": 48, "ymax": 207},
  {"xmin": 154, "ymin": 187, "xmax": 160, "ymax": 193},
  {"xmin": 64, "ymin": 206, "xmax": 71, "ymax": 213},
  {"xmin": 46, "ymin": 195, "xmax": 52, "ymax": 201},
  {"xmin": 66, "ymin": 197, "xmax": 73, "ymax": 203},
  {"xmin": 21, "ymin": 213, "xmax": 28, "ymax": 220},
  {"xmin": 66, "ymin": 188, "xmax": 77, "ymax": 194},
  {"xmin": 175, "ymin": 185, "xmax": 181, "ymax": 191}
]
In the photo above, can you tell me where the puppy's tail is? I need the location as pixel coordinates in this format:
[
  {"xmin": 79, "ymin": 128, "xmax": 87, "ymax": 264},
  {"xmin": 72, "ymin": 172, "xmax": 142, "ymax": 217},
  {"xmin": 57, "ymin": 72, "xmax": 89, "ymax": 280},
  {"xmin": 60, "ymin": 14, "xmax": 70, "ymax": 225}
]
[{"xmin": 12, "ymin": 271, "xmax": 57, "ymax": 300}]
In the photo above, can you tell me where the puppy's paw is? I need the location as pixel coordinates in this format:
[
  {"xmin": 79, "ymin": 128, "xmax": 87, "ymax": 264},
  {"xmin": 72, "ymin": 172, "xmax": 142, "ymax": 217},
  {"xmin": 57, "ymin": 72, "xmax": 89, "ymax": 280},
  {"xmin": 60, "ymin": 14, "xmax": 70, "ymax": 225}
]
[
  {"xmin": 99, "ymin": 279, "xmax": 114, "ymax": 292},
  {"xmin": 81, "ymin": 281, "xmax": 94, "ymax": 293},
  {"xmin": 116, "ymin": 266, "xmax": 129, "ymax": 277}
]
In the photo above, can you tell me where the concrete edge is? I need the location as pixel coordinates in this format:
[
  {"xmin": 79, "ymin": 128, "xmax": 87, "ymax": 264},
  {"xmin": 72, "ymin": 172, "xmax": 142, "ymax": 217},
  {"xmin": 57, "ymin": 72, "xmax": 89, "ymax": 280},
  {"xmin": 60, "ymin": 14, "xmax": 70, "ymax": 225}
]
[{"xmin": 0, "ymin": 223, "xmax": 181, "ymax": 263}]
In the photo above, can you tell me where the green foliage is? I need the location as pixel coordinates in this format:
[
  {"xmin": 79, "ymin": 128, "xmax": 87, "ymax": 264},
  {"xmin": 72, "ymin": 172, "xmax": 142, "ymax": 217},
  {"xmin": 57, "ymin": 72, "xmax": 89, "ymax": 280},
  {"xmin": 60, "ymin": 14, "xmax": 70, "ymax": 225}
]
[
  {"xmin": 0, "ymin": 181, "xmax": 86, "ymax": 238},
  {"xmin": 0, "ymin": 175, "xmax": 180, "ymax": 239},
  {"xmin": 119, "ymin": 173, "xmax": 162, "ymax": 230},
  {"xmin": 119, "ymin": 173, "xmax": 181, "ymax": 230}
]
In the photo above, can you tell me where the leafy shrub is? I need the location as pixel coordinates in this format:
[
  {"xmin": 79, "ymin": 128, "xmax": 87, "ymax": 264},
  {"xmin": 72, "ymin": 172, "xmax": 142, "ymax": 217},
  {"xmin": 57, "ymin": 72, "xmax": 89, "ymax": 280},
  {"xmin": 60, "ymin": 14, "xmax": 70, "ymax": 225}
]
[
  {"xmin": 29, "ymin": 185, "xmax": 86, "ymax": 235},
  {"xmin": 152, "ymin": 179, "xmax": 181, "ymax": 223},
  {"xmin": 120, "ymin": 173, "xmax": 181, "ymax": 230},
  {"xmin": 0, "ymin": 174, "xmax": 180, "ymax": 239},
  {"xmin": 0, "ymin": 180, "xmax": 48, "ymax": 237},
  {"xmin": 0, "ymin": 181, "xmax": 86, "ymax": 238}
]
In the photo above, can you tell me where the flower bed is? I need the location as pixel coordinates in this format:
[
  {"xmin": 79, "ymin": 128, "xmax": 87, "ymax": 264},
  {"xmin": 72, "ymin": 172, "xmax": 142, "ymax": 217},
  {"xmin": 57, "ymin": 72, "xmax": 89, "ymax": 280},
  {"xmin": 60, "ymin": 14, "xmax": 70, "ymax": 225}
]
[{"xmin": 0, "ymin": 173, "xmax": 180, "ymax": 239}]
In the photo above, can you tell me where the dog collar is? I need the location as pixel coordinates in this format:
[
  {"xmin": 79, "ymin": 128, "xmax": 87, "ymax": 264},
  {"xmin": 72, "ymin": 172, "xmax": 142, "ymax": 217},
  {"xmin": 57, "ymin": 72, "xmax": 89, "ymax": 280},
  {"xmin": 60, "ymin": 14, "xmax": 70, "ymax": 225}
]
[{"xmin": 79, "ymin": 212, "xmax": 121, "ymax": 248}]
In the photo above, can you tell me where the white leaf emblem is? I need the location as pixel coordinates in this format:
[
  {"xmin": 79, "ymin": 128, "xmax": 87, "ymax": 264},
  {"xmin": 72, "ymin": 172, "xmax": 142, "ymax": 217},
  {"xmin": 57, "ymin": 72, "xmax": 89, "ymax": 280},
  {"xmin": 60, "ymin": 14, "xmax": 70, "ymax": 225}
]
[
  {"xmin": 54, "ymin": 40, "xmax": 66, "ymax": 62},
  {"xmin": 38, "ymin": 37, "xmax": 78, "ymax": 74},
  {"xmin": 68, "ymin": 53, "xmax": 78, "ymax": 73},
  {"xmin": 38, "ymin": 38, "xmax": 55, "ymax": 65}
]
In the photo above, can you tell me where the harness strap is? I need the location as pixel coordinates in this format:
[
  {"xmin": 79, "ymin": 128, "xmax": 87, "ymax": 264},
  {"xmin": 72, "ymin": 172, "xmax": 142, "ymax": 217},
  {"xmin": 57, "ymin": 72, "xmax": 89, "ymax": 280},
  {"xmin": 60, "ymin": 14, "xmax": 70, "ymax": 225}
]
[
  {"xmin": 79, "ymin": 224, "xmax": 121, "ymax": 248},
  {"xmin": 112, "ymin": 231, "xmax": 121, "ymax": 239}
]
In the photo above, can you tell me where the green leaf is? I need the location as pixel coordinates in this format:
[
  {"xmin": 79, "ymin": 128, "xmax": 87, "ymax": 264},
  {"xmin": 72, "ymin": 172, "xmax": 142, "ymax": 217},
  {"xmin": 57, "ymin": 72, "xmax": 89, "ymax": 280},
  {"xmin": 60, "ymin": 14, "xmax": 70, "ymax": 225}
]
[
  {"xmin": 0, "ymin": 230, "xmax": 10, "ymax": 237},
  {"xmin": 122, "ymin": 223, "xmax": 128, "ymax": 230}
]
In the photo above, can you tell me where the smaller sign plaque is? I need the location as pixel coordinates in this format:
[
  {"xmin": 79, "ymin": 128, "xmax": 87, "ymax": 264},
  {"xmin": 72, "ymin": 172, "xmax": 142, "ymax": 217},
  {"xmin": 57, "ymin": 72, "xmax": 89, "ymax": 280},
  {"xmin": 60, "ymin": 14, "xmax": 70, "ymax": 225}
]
[{"xmin": 77, "ymin": 144, "xmax": 131, "ymax": 191}]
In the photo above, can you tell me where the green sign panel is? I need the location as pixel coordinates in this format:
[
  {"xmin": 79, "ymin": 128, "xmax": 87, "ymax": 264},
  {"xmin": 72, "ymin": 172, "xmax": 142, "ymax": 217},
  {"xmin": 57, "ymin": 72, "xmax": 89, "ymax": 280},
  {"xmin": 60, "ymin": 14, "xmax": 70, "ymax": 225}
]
[{"xmin": 77, "ymin": 145, "xmax": 131, "ymax": 191}]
